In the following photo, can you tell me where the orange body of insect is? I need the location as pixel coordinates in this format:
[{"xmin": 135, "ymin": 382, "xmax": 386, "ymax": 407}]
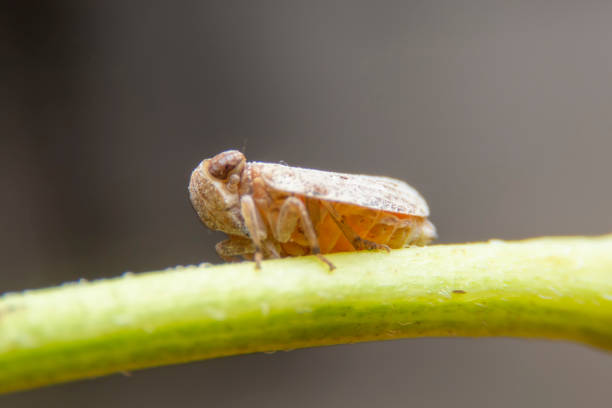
[{"xmin": 189, "ymin": 150, "xmax": 436, "ymax": 269}]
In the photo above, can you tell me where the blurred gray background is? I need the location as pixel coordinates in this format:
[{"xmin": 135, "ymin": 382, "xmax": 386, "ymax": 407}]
[{"xmin": 2, "ymin": 1, "xmax": 612, "ymax": 406}]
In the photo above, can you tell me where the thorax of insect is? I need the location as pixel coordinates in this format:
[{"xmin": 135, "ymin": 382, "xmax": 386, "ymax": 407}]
[{"xmin": 189, "ymin": 150, "xmax": 436, "ymax": 269}]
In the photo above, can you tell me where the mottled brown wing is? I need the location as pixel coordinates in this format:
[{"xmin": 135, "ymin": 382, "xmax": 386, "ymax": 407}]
[{"xmin": 255, "ymin": 163, "xmax": 429, "ymax": 216}]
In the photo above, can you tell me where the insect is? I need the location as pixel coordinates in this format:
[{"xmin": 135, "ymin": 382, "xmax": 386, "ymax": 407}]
[{"xmin": 189, "ymin": 150, "xmax": 436, "ymax": 269}]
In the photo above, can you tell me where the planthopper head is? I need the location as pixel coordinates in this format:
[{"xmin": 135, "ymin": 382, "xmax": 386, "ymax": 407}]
[{"xmin": 188, "ymin": 150, "xmax": 247, "ymax": 236}]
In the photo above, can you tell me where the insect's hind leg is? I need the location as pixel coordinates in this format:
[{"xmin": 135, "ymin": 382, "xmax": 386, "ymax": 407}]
[
  {"xmin": 320, "ymin": 201, "xmax": 391, "ymax": 252},
  {"xmin": 275, "ymin": 196, "xmax": 335, "ymax": 270}
]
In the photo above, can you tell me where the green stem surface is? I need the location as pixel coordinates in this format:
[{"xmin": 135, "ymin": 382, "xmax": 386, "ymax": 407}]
[{"xmin": 2, "ymin": 235, "xmax": 612, "ymax": 393}]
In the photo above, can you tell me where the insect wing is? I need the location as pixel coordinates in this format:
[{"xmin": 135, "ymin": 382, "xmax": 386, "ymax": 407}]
[{"xmin": 256, "ymin": 163, "xmax": 429, "ymax": 216}]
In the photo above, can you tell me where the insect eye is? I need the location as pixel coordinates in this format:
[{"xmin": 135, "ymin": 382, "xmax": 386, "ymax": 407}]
[
  {"xmin": 208, "ymin": 150, "xmax": 245, "ymax": 180},
  {"xmin": 209, "ymin": 162, "xmax": 236, "ymax": 180}
]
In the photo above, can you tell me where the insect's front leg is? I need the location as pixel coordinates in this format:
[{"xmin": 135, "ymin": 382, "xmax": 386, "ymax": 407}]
[
  {"xmin": 240, "ymin": 195, "xmax": 268, "ymax": 268},
  {"xmin": 274, "ymin": 196, "xmax": 335, "ymax": 270},
  {"xmin": 215, "ymin": 236, "xmax": 256, "ymax": 262}
]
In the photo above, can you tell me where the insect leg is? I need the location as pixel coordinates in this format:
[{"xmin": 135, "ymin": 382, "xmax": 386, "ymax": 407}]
[
  {"xmin": 215, "ymin": 236, "xmax": 256, "ymax": 261},
  {"xmin": 274, "ymin": 196, "xmax": 302, "ymax": 243},
  {"xmin": 320, "ymin": 201, "xmax": 391, "ymax": 252},
  {"xmin": 263, "ymin": 240, "xmax": 281, "ymax": 258},
  {"xmin": 276, "ymin": 197, "xmax": 335, "ymax": 271},
  {"xmin": 240, "ymin": 195, "xmax": 268, "ymax": 269}
]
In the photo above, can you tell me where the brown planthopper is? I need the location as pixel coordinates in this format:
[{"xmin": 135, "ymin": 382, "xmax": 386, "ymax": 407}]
[{"xmin": 189, "ymin": 150, "xmax": 436, "ymax": 269}]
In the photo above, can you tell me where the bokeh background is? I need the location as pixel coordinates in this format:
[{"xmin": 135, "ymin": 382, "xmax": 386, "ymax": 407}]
[{"xmin": 2, "ymin": 1, "xmax": 612, "ymax": 406}]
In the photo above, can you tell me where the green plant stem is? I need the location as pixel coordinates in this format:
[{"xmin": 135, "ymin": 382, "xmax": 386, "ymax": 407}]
[{"xmin": 2, "ymin": 235, "xmax": 612, "ymax": 394}]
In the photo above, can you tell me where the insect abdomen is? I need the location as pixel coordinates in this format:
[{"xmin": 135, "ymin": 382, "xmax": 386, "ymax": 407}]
[
  {"xmin": 254, "ymin": 186, "xmax": 431, "ymax": 257},
  {"xmin": 314, "ymin": 201, "xmax": 423, "ymax": 253}
]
